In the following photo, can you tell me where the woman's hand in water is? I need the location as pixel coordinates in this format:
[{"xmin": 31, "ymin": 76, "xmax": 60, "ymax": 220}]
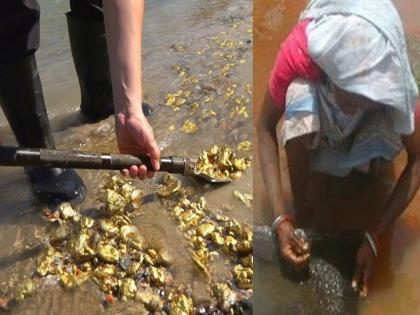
[
  {"xmin": 352, "ymin": 241, "xmax": 376, "ymax": 297},
  {"xmin": 275, "ymin": 221, "xmax": 310, "ymax": 268}
]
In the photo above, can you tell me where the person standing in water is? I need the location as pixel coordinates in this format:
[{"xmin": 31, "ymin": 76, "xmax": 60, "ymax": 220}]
[
  {"xmin": 257, "ymin": 0, "xmax": 420, "ymax": 297},
  {"xmin": 0, "ymin": 0, "xmax": 159, "ymax": 203}
]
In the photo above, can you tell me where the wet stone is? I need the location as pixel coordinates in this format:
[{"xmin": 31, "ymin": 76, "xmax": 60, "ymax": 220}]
[
  {"xmin": 157, "ymin": 248, "xmax": 174, "ymax": 267},
  {"xmin": 135, "ymin": 287, "xmax": 163, "ymax": 312}
]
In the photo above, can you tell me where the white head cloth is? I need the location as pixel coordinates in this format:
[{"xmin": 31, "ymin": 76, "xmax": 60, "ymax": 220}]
[{"xmin": 301, "ymin": 0, "xmax": 418, "ymax": 135}]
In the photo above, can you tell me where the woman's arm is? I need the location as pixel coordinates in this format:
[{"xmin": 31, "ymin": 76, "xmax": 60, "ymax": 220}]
[
  {"xmin": 352, "ymin": 100, "xmax": 420, "ymax": 297},
  {"xmin": 262, "ymin": 19, "xmax": 319, "ymax": 222},
  {"xmin": 257, "ymin": 91, "xmax": 286, "ymax": 218},
  {"xmin": 371, "ymin": 100, "xmax": 420, "ymax": 238},
  {"xmin": 103, "ymin": 0, "xmax": 160, "ymax": 179},
  {"xmin": 257, "ymin": 90, "xmax": 309, "ymax": 266}
]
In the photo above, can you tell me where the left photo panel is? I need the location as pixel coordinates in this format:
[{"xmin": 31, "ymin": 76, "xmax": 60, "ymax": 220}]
[{"xmin": 0, "ymin": 0, "xmax": 253, "ymax": 314}]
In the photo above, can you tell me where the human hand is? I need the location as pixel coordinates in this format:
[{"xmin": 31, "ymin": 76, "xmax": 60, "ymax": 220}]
[
  {"xmin": 275, "ymin": 220, "xmax": 310, "ymax": 268},
  {"xmin": 115, "ymin": 111, "xmax": 160, "ymax": 179},
  {"xmin": 352, "ymin": 240, "xmax": 376, "ymax": 297}
]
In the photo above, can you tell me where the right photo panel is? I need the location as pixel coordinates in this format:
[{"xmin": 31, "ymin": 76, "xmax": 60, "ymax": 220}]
[{"xmin": 253, "ymin": 0, "xmax": 420, "ymax": 314}]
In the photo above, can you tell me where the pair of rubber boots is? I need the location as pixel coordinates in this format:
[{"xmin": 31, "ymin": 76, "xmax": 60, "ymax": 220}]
[{"xmin": 0, "ymin": 13, "xmax": 146, "ymax": 204}]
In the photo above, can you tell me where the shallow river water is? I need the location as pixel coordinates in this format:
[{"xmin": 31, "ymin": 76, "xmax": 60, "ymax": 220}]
[
  {"xmin": 0, "ymin": 0, "xmax": 252, "ymax": 313},
  {"xmin": 254, "ymin": 0, "xmax": 420, "ymax": 314}
]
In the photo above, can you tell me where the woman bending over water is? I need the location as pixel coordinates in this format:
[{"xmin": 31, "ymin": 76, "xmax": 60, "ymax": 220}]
[{"xmin": 257, "ymin": 0, "xmax": 420, "ymax": 297}]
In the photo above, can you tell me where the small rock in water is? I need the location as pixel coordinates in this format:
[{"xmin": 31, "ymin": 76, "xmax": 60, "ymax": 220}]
[{"xmin": 142, "ymin": 102, "xmax": 153, "ymax": 116}]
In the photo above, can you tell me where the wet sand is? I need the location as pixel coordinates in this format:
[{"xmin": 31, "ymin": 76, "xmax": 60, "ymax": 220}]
[
  {"xmin": 0, "ymin": 0, "xmax": 252, "ymax": 313},
  {"xmin": 254, "ymin": 0, "xmax": 420, "ymax": 314}
]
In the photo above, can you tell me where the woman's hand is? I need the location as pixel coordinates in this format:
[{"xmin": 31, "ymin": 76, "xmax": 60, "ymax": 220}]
[
  {"xmin": 352, "ymin": 241, "xmax": 376, "ymax": 297},
  {"xmin": 275, "ymin": 220, "xmax": 310, "ymax": 267},
  {"xmin": 115, "ymin": 111, "xmax": 160, "ymax": 180}
]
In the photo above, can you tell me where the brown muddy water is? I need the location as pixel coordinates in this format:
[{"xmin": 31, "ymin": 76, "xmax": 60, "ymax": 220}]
[
  {"xmin": 254, "ymin": 0, "xmax": 420, "ymax": 314},
  {"xmin": 0, "ymin": 0, "xmax": 252, "ymax": 314}
]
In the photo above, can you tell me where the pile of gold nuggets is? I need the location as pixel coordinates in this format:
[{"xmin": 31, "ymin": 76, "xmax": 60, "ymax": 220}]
[
  {"xmin": 34, "ymin": 176, "xmax": 190, "ymax": 313},
  {"xmin": 158, "ymin": 176, "xmax": 253, "ymax": 290},
  {"xmin": 195, "ymin": 144, "xmax": 251, "ymax": 181},
  {"xmin": 13, "ymin": 143, "xmax": 252, "ymax": 314}
]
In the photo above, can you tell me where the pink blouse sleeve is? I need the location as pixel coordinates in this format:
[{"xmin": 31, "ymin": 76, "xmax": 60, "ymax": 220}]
[{"xmin": 268, "ymin": 19, "xmax": 321, "ymax": 113}]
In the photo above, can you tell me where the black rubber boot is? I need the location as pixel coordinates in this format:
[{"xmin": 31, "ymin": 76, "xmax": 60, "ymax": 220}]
[
  {"xmin": 66, "ymin": 12, "xmax": 153, "ymax": 120},
  {"xmin": 0, "ymin": 54, "xmax": 86, "ymax": 204},
  {"xmin": 66, "ymin": 12, "xmax": 114, "ymax": 122}
]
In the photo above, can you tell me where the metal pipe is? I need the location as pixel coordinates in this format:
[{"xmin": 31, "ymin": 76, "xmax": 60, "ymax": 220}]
[{"xmin": 0, "ymin": 146, "xmax": 188, "ymax": 174}]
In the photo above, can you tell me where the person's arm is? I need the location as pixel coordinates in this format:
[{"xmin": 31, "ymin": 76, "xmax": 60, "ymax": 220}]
[
  {"xmin": 103, "ymin": 0, "xmax": 160, "ymax": 179},
  {"xmin": 257, "ymin": 92, "xmax": 286, "ymax": 218},
  {"xmin": 353, "ymin": 99, "xmax": 420, "ymax": 297},
  {"xmin": 372, "ymin": 102, "xmax": 420, "ymax": 237},
  {"xmin": 257, "ymin": 90, "xmax": 309, "ymax": 266},
  {"xmin": 257, "ymin": 20, "xmax": 319, "ymax": 266}
]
